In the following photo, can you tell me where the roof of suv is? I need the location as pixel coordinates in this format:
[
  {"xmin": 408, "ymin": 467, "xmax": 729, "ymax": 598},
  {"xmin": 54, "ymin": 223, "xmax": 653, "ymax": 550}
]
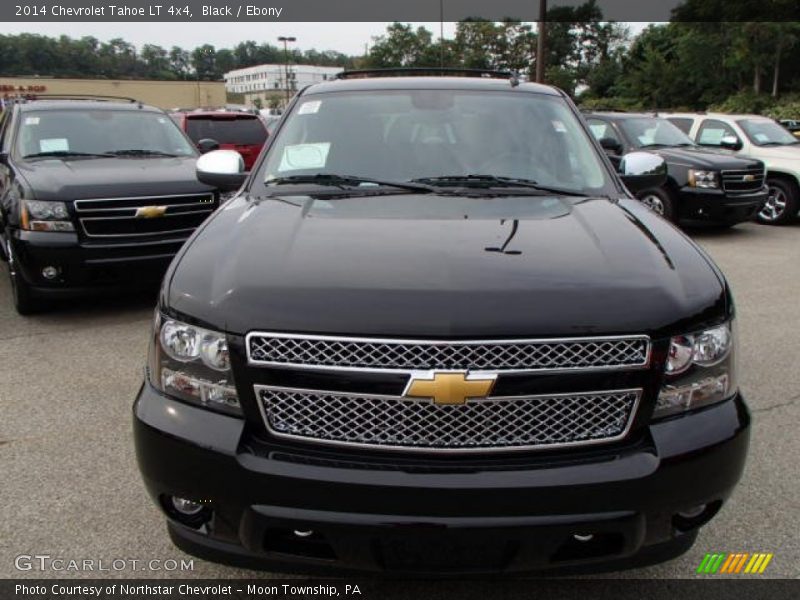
[
  {"xmin": 660, "ymin": 112, "xmax": 775, "ymax": 122},
  {"xmin": 302, "ymin": 76, "xmax": 562, "ymax": 96},
  {"xmin": 585, "ymin": 111, "xmax": 660, "ymax": 120},
  {"xmin": 15, "ymin": 99, "xmax": 162, "ymax": 113}
]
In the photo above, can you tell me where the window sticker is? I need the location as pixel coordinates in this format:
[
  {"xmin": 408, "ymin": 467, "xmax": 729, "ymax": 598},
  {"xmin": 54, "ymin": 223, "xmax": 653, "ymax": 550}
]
[
  {"xmin": 24, "ymin": 117, "xmax": 40, "ymax": 126},
  {"xmin": 39, "ymin": 138, "xmax": 69, "ymax": 152},
  {"xmin": 276, "ymin": 142, "xmax": 331, "ymax": 172},
  {"xmin": 552, "ymin": 120, "xmax": 567, "ymax": 133},
  {"xmin": 297, "ymin": 100, "xmax": 322, "ymax": 115},
  {"xmin": 754, "ymin": 133, "xmax": 769, "ymax": 143}
]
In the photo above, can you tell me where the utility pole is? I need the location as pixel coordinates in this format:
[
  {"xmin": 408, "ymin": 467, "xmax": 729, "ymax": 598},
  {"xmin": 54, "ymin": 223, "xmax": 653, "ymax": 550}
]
[
  {"xmin": 440, "ymin": 0, "xmax": 445, "ymax": 67},
  {"xmin": 278, "ymin": 36, "xmax": 296, "ymax": 107},
  {"xmin": 535, "ymin": 0, "xmax": 547, "ymax": 83}
]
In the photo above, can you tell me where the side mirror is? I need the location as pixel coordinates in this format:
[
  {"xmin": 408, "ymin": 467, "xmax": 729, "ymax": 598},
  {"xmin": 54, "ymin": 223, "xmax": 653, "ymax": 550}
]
[
  {"xmin": 196, "ymin": 149, "xmax": 246, "ymax": 192},
  {"xmin": 618, "ymin": 151, "xmax": 668, "ymax": 195},
  {"xmin": 720, "ymin": 136, "xmax": 743, "ymax": 151},
  {"xmin": 598, "ymin": 137, "xmax": 623, "ymax": 155},
  {"xmin": 196, "ymin": 138, "xmax": 220, "ymax": 154}
]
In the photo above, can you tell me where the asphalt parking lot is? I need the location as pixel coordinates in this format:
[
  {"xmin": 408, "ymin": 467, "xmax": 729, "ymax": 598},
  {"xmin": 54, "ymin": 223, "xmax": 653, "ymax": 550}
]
[{"xmin": 0, "ymin": 221, "xmax": 798, "ymax": 580}]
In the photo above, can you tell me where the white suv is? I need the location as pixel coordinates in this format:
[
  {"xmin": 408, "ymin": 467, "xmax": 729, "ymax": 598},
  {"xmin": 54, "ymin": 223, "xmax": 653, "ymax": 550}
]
[{"xmin": 661, "ymin": 112, "xmax": 800, "ymax": 225}]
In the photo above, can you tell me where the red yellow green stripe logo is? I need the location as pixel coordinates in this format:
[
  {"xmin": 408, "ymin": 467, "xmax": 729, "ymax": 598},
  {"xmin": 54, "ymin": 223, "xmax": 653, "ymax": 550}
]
[{"xmin": 696, "ymin": 552, "xmax": 773, "ymax": 574}]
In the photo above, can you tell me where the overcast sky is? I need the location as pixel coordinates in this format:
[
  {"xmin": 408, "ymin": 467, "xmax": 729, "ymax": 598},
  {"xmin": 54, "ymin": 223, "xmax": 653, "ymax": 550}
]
[{"xmin": 3, "ymin": 21, "xmax": 650, "ymax": 55}]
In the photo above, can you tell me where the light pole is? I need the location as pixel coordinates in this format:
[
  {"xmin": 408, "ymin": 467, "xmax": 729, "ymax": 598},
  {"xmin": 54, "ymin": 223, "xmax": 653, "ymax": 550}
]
[{"xmin": 278, "ymin": 36, "xmax": 296, "ymax": 107}]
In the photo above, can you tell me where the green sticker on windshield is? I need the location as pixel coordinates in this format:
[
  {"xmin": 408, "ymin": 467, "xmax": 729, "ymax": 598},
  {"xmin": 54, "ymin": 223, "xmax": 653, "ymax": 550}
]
[{"xmin": 277, "ymin": 143, "xmax": 331, "ymax": 172}]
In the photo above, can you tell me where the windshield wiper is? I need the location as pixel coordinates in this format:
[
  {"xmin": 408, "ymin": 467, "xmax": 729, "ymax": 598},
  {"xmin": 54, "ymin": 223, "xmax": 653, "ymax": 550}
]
[
  {"xmin": 23, "ymin": 151, "xmax": 113, "ymax": 159},
  {"xmin": 106, "ymin": 149, "xmax": 179, "ymax": 157},
  {"xmin": 265, "ymin": 174, "xmax": 439, "ymax": 194},
  {"xmin": 758, "ymin": 141, "xmax": 800, "ymax": 147},
  {"xmin": 411, "ymin": 174, "xmax": 588, "ymax": 197}
]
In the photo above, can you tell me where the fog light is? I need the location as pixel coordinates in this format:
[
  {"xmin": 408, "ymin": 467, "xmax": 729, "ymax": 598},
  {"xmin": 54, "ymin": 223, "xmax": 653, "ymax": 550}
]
[
  {"xmin": 293, "ymin": 529, "xmax": 314, "ymax": 538},
  {"xmin": 573, "ymin": 534, "xmax": 594, "ymax": 542},
  {"xmin": 41, "ymin": 266, "xmax": 59, "ymax": 280},
  {"xmin": 171, "ymin": 496, "xmax": 204, "ymax": 515}
]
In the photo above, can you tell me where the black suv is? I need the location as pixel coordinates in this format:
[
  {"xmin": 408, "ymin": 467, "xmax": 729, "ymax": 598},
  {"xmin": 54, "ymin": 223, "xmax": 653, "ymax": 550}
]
[
  {"xmin": 134, "ymin": 71, "xmax": 749, "ymax": 575},
  {"xmin": 585, "ymin": 112, "xmax": 767, "ymax": 226},
  {"xmin": 0, "ymin": 96, "xmax": 218, "ymax": 313}
]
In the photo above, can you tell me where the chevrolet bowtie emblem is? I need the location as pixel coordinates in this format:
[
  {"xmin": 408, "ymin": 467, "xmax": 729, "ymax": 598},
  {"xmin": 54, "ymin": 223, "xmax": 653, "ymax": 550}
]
[
  {"xmin": 404, "ymin": 371, "xmax": 497, "ymax": 406},
  {"xmin": 743, "ymin": 174, "xmax": 755, "ymax": 182},
  {"xmin": 135, "ymin": 205, "xmax": 167, "ymax": 219}
]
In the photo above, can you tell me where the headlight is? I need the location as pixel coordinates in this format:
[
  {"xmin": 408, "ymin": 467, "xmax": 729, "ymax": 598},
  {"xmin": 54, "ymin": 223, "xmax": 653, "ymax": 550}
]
[
  {"xmin": 148, "ymin": 314, "xmax": 241, "ymax": 416},
  {"xmin": 20, "ymin": 200, "xmax": 75, "ymax": 232},
  {"xmin": 655, "ymin": 322, "xmax": 737, "ymax": 418},
  {"xmin": 688, "ymin": 169, "xmax": 718, "ymax": 189}
]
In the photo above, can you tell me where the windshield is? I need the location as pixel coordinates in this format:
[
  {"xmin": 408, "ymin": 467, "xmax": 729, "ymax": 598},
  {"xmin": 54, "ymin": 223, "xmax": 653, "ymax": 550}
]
[
  {"xmin": 257, "ymin": 90, "xmax": 612, "ymax": 195},
  {"xmin": 618, "ymin": 117, "xmax": 694, "ymax": 148},
  {"xmin": 16, "ymin": 109, "xmax": 197, "ymax": 158},
  {"xmin": 737, "ymin": 119, "xmax": 799, "ymax": 146},
  {"xmin": 186, "ymin": 116, "xmax": 267, "ymax": 145}
]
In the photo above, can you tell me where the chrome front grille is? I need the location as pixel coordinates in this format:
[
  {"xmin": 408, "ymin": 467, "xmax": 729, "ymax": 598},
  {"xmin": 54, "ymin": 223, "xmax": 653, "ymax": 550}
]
[
  {"xmin": 721, "ymin": 168, "xmax": 765, "ymax": 194},
  {"xmin": 74, "ymin": 193, "xmax": 216, "ymax": 239},
  {"xmin": 247, "ymin": 333, "xmax": 650, "ymax": 373},
  {"xmin": 256, "ymin": 386, "xmax": 641, "ymax": 452}
]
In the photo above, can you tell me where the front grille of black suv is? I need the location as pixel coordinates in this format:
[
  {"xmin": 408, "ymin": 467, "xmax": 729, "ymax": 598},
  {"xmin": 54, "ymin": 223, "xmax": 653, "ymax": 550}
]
[
  {"xmin": 720, "ymin": 168, "xmax": 765, "ymax": 194},
  {"xmin": 73, "ymin": 193, "xmax": 216, "ymax": 239},
  {"xmin": 247, "ymin": 333, "xmax": 650, "ymax": 372},
  {"xmin": 246, "ymin": 333, "xmax": 651, "ymax": 453},
  {"xmin": 256, "ymin": 386, "xmax": 640, "ymax": 452}
]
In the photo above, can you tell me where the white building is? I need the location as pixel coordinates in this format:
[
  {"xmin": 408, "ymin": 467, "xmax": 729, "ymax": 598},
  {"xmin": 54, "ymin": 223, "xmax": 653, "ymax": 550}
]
[{"xmin": 224, "ymin": 64, "xmax": 342, "ymax": 106}]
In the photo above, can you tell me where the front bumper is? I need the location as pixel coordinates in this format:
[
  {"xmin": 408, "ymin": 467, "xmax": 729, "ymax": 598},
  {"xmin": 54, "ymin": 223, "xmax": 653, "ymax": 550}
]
[
  {"xmin": 676, "ymin": 187, "xmax": 767, "ymax": 224},
  {"xmin": 8, "ymin": 229, "xmax": 186, "ymax": 297},
  {"xmin": 134, "ymin": 382, "xmax": 750, "ymax": 574}
]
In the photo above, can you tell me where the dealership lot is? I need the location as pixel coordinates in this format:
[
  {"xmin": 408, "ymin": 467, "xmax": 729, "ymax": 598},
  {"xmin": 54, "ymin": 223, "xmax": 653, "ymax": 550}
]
[{"xmin": 0, "ymin": 221, "xmax": 798, "ymax": 579}]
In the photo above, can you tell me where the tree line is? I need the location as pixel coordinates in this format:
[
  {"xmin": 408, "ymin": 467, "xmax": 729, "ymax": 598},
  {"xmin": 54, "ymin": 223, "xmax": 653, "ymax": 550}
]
[{"xmin": 0, "ymin": 34, "xmax": 353, "ymax": 81}]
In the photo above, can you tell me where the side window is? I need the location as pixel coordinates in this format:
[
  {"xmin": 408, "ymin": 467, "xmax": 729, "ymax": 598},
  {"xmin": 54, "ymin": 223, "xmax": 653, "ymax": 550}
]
[
  {"xmin": 697, "ymin": 120, "xmax": 738, "ymax": 146},
  {"xmin": 667, "ymin": 118, "xmax": 693, "ymax": 135},
  {"xmin": 587, "ymin": 118, "xmax": 621, "ymax": 145}
]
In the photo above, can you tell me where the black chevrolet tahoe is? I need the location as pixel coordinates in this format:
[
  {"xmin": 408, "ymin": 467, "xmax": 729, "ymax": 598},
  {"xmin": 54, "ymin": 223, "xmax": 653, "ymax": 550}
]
[
  {"xmin": 585, "ymin": 112, "xmax": 767, "ymax": 226},
  {"xmin": 134, "ymin": 71, "xmax": 749, "ymax": 575},
  {"xmin": 0, "ymin": 96, "xmax": 218, "ymax": 314}
]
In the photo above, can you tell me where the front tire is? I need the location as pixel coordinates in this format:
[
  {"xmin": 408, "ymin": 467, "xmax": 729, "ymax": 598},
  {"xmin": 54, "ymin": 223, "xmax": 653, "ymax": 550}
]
[
  {"xmin": 637, "ymin": 188, "xmax": 676, "ymax": 222},
  {"xmin": 758, "ymin": 178, "xmax": 798, "ymax": 225}
]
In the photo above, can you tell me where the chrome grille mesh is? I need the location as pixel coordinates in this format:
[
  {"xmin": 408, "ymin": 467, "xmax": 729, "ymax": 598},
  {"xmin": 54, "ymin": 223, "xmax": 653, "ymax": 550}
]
[
  {"xmin": 256, "ymin": 387, "xmax": 640, "ymax": 452},
  {"xmin": 247, "ymin": 334, "xmax": 649, "ymax": 372},
  {"xmin": 721, "ymin": 168, "xmax": 765, "ymax": 194}
]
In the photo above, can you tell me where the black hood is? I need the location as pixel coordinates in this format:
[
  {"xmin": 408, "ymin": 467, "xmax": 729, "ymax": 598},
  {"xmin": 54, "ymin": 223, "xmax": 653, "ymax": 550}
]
[
  {"xmin": 17, "ymin": 156, "xmax": 213, "ymax": 201},
  {"xmin": 652, "ymin": 146, "xmax": 762, "ymax": 170},
  {"xmin": 166, "ymin": 193, "xmax": 727, "ymax": 338}
]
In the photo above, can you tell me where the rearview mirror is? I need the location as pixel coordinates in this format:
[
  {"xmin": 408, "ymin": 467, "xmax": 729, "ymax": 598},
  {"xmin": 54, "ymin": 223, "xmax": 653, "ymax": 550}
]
[
  {"xmin": 196, "ymin": 138, "xmax": 220, "ymax": 154},
  {"xmin": 720, "ymin": 136, "xmax": 743, "ymax": 151},
  {"xmin": 618, "ymin": 151, "xmax": 667, "ymax": 195},
  {"xmin": 196, "ymin": 149, "xmax": 247, "ymax": 192},
  {"xmin": 598, "ymin": 137, "xmax": 623, "ymax": 155}
]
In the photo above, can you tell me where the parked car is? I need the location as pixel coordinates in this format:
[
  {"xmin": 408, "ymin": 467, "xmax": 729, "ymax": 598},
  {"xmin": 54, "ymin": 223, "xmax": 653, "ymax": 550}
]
[
  {"xmin": 170, "ymin": 109, "xmax": 268, "ymax": 170},
  {"xmin": 661, "ymin": 112, "xmax": 800, "ymax": 224},
  {"xmin": 0, "ymin": 96, "xmax": 219, "ymax": 314},
  {"xmin": 134, "ymin": 70, "xmax": 748, "ymax": 575},
  {"xmin": 584, "ymin": 112, "xmax": 767, "ymax": 226}
]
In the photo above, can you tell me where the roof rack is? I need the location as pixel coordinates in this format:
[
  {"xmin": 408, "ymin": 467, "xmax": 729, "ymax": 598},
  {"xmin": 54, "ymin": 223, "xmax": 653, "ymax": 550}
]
[
  {"xmin": 336, "ymin": 68, "xmax": 517, "ymax": 80},
  {"xmin": 20, "ymin": 94, "xmax": 141, "ymax": 104}
]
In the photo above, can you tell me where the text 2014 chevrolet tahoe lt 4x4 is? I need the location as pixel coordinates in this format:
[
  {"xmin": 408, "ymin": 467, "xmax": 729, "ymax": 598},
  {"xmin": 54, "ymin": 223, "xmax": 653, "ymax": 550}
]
[{"xmin": 134, "ymin": 71, "xmax": 749, "ymax": 575}]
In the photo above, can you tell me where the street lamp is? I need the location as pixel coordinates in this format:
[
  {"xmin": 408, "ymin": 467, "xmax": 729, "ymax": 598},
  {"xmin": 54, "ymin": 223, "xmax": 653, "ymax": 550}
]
[{"xmin": 278, "ymin": 36, "xmax": 296, "ymax": 107}]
